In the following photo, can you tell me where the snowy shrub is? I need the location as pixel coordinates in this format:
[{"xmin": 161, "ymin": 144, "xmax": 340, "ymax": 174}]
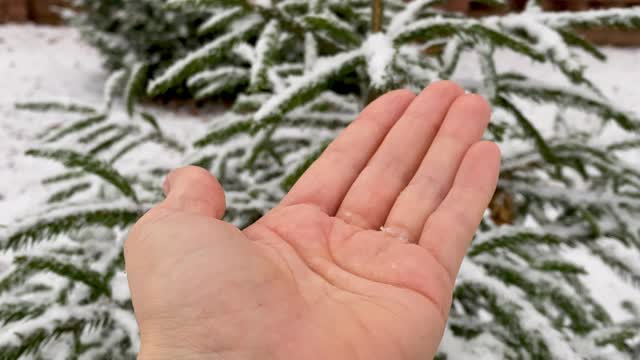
[
  {"xmin": 65, "ymin": 0, "xmax": 209, "ymax": 96},
  {"xmin": 2, "ymin": 0, "xmax": 640, "ymax": 358}
]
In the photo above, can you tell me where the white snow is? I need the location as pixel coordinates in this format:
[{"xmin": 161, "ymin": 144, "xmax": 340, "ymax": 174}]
[
  {"xmin": 250, "ymin": 19, "xmax": 279, "ymax": 88},
  {"xmin": 527, "ymin": 7, "xmax": 640, "ymax": 29},
  {"xmin": 363, "ymin": 33, "xmax": 395, "ymax": 88},
  {"xmin": 389, "ymin": 0, "xmax": 440, "ymax": 36},
  {"xmin": 147, "ymin": 14, "xmax": 262, "ymax": 95},
  {"xmin": 187, "ymin": 66, "xmax": 248, "ymax": 88},
  {"xmin": 254, "ymin": 49, "xmax": 364, "ymax": 122},
  {"xmin": 304, "ymin": 33, "xmax": 318, "ymax": 71},
  {"xmin": 456, "ymin": 259, "xmax": 581, "ymax": 359},
  {"xmin": 103, "ymin": 69, "xmax": 127, "ymax": 111},
  {"xmin": 493, "ymin": 15, "xmax": 579, "ymax": 72},
  {"xmin": 197, "ymin": 6, "xmax": 244, "ymax": 35},
  {"xmin": 253, "ymin": 0, "xmax": 273, "ymax": 8}
]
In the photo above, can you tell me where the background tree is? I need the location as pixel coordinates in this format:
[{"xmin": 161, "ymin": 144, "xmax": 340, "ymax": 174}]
[{"xmin": 1, "ymin": 0, "xmax": 640, "ymax": 358}]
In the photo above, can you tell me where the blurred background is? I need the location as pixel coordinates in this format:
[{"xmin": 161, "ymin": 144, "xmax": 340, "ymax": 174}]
[
  {"xmin": 3, "ymin": 0, "xmax": 640, "ymax": 45},
  {"xmin": 1, "ymin": 0, "xmax": 639, "ymax": 358}
]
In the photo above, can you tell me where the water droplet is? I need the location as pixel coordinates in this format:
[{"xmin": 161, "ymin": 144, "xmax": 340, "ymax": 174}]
[{"xmin": 380, "ymin": 226, "xmax": 411, "ymax": 242}]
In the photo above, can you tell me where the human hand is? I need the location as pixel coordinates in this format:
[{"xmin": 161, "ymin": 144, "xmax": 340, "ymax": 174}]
[{"xmin": 124, "ymin": 81, "xmax": 501, "ymax": 360}]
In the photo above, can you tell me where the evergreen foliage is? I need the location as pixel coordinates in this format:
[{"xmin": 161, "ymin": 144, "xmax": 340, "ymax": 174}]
[
  {"xmin": 1, "ymin": 0, "xmax": 640, "ymax": 358},
  {"xmin": 66, "ymin": 0, "xmax": 209, "ymax": 75},
  {"xmin": 1, "ymin": 84, "xmax": 184, "ymax": 358}
]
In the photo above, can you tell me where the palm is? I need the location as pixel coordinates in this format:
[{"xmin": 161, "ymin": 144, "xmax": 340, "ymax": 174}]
[
  {"xmin": 243, "ymin": 204, "xmax": 451, "ymax": 359},
  {"xmin": 125, "ymin": 82, "xmax": 501, "ymax": 360}
]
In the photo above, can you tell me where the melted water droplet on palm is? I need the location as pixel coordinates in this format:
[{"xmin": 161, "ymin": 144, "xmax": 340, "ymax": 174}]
[{"xmin": 380, "ymin": 226, "xmax": 411, "ymax": 242}]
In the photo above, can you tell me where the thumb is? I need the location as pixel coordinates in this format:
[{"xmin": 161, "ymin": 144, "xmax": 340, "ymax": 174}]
[{"xmin": 159, "ymin": 165, "xmax": 226, "ymax": 219}]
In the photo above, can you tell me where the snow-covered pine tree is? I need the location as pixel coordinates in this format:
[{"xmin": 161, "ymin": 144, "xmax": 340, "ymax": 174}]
[
  {"xmin": 63, "ymin": 0, "xmax": 209, "ymax": 99},
  {"xmin": 2, "ymin": 0, "xmax": 640, "ymax": 358},
  {"xmin": 0, "ymin": 74, "xmax": 185, "ymax": 358}
]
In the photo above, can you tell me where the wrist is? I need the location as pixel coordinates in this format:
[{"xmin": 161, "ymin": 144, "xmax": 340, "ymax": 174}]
[
  {"xmin": 139, "ymin": 342, "xmax": 262, "ymax": 360},
  {"xmin": 138, "ymin": 344, "xmax": 213, "ymax": 360}
]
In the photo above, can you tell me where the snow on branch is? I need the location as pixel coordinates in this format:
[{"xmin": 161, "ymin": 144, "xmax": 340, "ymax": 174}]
[
  {"xmin": 394, "ymin": 17, "xmax": 545, "ymax": 62},
  {"xmin": 304, "ymin": 12, "xmax": 361, "ymax": 48},
  {"xmin": 147, "ymin": 15, "xmax": 263, "ymax": 96},
  {"xmin": 1, "ymin": 201, "xmax": 141, "ymax": 251},
  {"xmin": 168, "ymin": 0, "xmax": 251, "ymax": 10},
  {"xmin": 124, "ymin": 62, "xmax": 149, "ymax": 116},
  {"xmin": 458, "ymin": 260, "xmax": 581, "ymax": 359},
  {"xmin": 188, "ymin": 67, "xmax": 250, "ymax": 99},
  {"xmin": 25, "ymin": 149, "xmax": 139, "ymax": 203},
  {"xmin": 388, "ymin": 0, "xmax": 440, "ymax": 36},
  {"xmin": 250, "ymin": 19, "xmax": 281, "ymax": 91},
  {"xmin": 492, "ymin": 16, "xmax": 581, "ymax": 75},
  {"xmin": 15, "ymin": 101, "xmax": 97, "ymax": 115},
  {"xmin": 103, "ymin": 70, "xmax": 127, "ymax": 112},
  {"xmin": 254, "ymin": 50, "xmax": 364, "ymax": 123},
  {"xmin": 363, "ymin": 33, "xmax": 395, "ymax": 89},
  {"xmin": 198, "ymin": 6, "xmax": 246, "ymax": 36},
  {"xmin": 535, "ymin": 7, "xmax": 640, "ymax": 30},
  {"xmin": 501, "ymin": 78, "xmax": 640, "ymax": 130}
]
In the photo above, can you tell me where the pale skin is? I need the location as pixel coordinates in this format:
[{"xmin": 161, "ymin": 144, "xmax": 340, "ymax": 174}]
[{"xmin": 124, "ymin": 81, "xmax": 501, "ymax": 360}]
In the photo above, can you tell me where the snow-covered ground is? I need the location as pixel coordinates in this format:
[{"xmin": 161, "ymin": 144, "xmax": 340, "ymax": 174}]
[
  {"xmin": 0, "ymin": 25, "xmax": 211, "ymax": 227},
  {"xmin": 1, "ymin": 23, "xmax": 639, "ymax": 342}
]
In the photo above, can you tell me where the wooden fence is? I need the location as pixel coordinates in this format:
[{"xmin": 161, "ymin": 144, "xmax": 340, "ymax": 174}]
[
  {"xmin": 446, "ymin": 0, "xmax": 640, "ymax": 13},
  {"xmin": 1, "ymin": 0, "xmax": 639, "ymax": 45},
  {"xmin": 0, "ymin": 0, "xmax": 67, "ymax": 24}
]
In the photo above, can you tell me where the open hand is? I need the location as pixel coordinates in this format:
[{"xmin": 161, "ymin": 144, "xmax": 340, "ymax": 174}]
[{"xmin": 124, "ymin": 81, "xmax": 501, "ymax": 360}]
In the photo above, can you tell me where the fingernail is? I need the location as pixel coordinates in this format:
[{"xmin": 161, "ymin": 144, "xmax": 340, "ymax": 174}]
[{"xmin": 162, "ymin": 175, "xmax": 171, "ymax": 196}]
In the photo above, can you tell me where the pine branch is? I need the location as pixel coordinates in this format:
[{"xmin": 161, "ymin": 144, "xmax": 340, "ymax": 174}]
[
  {"xmin": 0, "ymin": 312, "xmax": 112, "ymax": 360},
  {"xmin": 254, "ymin": 50, "xmax": 365, "ymax": 123},
  {"xmin": 147, "ymin": 15, "xmax": 263, "ymax": 96},
  {"xmin": 556, "ymin": 28, "xmax": 606, "ymax": 61},
  {"xmin": 46, "ymin": 114, "xmax": 108, "ymax": 143},
  {"xmin": 194, "ymin": 118, "xmax": 254, "ymax": 148},
  {"xmin": 42, "ymin": 171, "xmax": 86, "ymax": 185},
  {"xmin": 103, "ymin": 70, "xmax": 128, "ymax": 111},
  {"xmin": 197, "ymin": 6, "xmax": 247, "ymax": 35},
  {"xmin": 394, "ymin": 18, "xmax": 545, "ymax": 62},
  {"xmin": 540, "ymin": 7, "xmax": 640, "ymax": 30},
  {"xmin": 304, "ymin": 14, "xmax": 361, "ymax": 47},
  {"xmin": 88, "ymin": 126, "xmax": 139, "ymax": 155},
  {"xmin": 13, "ymin": 256, "xmax": 111, "ymax": 297},
  {"xmin": 2, "ymin": 208, "xmax": 141, "ymax": 250},
  {"xmin": 452, "ymin": 281, "xmax": 554, "ymax": 358},
  {"xmin": 26, "ymin": 149, "xmax": 139, "ymax": 202},
  {"xmin": 250, "ymin": 19, "xmax": 282, "ymax": 91},
  {"xmin": 0, "ymin": 303, "xmax": 47, "ymax": 326},
  {"xmin": 47, "ymin": 182, "xmax": 92, "ymax": 203},
  {"xmin": 78, "ymin": 124, "xmax": 119, "ymax": 144},
  {"xmin": 167, "ymin": 0, "xmax": 252, "ymax": 10},
  {"xmin": 500, "ymin": 79, "xmax": 640, "ymax": 130},
  {"xmin": 124, "ymin": 62, "xmax": 149, "ymax": 116},
  {"xmin": 15, "ymin": 102, "xmax": 97, "ymax": 114},
  {"xmin": 470, "ymin": 227, "xmax": 567, "ymax": 256},
  {"xmin": 109, "ymin": 132, "xmax": 184, "ymax": 164},
  {"xmin": 496, "ymin": 96, "xmax": 557, "ymax": 163},
  {"xmin": 280, "ymin": 140, "xmax": 329, "ymax": 191},
  {"xmin": 140, "ymin": 112, "xmax": 162, "ymax": 134}
]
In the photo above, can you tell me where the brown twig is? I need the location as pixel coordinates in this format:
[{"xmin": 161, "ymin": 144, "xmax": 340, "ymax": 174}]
[{"xmin": 371, "ymin": 0, "xmax": 384, "ymax": 32}]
